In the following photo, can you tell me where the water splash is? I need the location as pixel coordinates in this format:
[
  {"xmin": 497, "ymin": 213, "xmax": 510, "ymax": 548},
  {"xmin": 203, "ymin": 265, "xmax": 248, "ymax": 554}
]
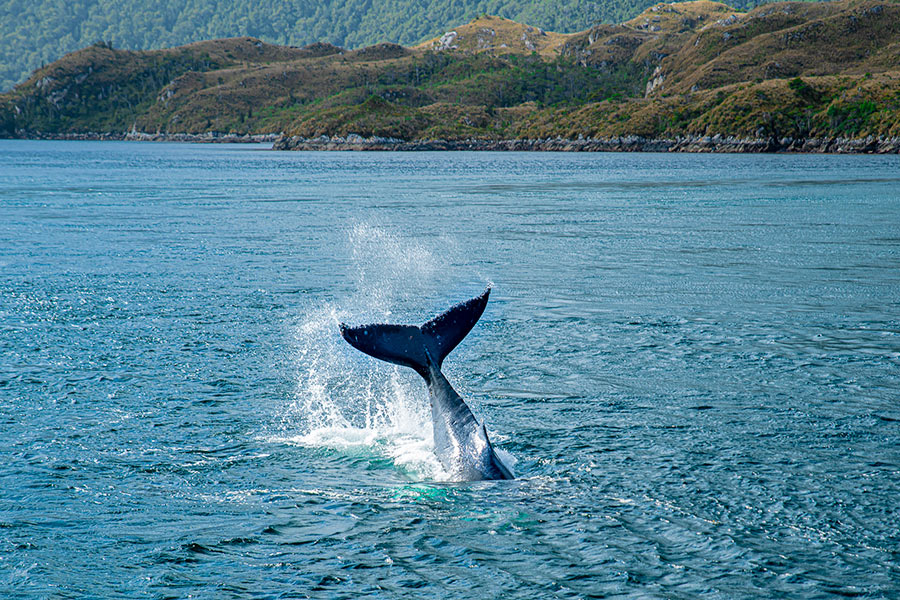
[
  {"xmin": 277, "ymin": 224, "xmax": 456, "ymax": 480},
  {"xmin": 347, "ymin": 222, "xmax": 440, "ymax": 318}
]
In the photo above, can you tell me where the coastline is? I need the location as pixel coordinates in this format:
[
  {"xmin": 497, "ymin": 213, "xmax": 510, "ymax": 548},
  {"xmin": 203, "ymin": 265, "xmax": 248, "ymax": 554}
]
[
  {"xmin": 272, "ymin": 134, "xmax": 900, "ymax": 154},
  {"xmin": 5, "ymin": 131, "xmax": 900, "ymax": 153}
]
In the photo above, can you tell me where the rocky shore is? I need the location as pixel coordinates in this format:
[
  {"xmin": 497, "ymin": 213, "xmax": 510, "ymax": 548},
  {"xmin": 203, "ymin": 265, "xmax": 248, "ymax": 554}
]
[
  {"xmin": 8, "ymin": 131, "xmax": 900, "ymax": 153},
  {"xmin": 273, "ymin": 133, "xmax": 900, "ymax": 153}
]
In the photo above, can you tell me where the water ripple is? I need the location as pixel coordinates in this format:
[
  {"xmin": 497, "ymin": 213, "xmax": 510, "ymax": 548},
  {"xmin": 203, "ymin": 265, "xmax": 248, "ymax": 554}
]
[{"xmin": 1, "ymin": 141, "xmax": 898, "ymax": 598}]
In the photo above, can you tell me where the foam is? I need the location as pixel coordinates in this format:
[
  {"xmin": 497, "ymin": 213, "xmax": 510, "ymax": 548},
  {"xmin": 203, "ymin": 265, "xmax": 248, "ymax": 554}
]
[{"xmin": 277, "ymin": 224, "xmax": 453, "ymax": 480}]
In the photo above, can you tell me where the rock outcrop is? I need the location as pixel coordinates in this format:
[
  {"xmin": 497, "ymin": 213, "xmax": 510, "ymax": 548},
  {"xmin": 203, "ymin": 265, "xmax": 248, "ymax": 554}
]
[{"xmin": 272, "ymin": 133, "xmax": 900, "ymax": 153}]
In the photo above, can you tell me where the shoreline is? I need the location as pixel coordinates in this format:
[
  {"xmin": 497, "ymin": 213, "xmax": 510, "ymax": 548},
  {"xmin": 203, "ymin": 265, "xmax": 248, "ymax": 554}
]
[
  {"xmin": 5, "ymin": 131, "xmax": 900, "ymax": 153},
  {"xmin": 273, "ymin": 134, "xmax": 900, "ymax": 154}
]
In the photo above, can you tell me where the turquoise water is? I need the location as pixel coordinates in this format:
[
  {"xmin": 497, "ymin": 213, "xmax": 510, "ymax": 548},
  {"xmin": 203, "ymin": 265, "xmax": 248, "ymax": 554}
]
[{"xmin": 1, "ymin": 140, "xmax": 899, "ymax": 598}]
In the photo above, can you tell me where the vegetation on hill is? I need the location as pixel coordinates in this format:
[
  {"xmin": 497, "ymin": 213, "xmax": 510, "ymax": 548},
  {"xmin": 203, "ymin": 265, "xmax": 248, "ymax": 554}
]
[
  {"xmin": 1, "ymin": 0, "xmax": 798, "ymax": 91},
  {"xmin": 2, "ymin": 0, "xmax": 899, "ymax": 145}
]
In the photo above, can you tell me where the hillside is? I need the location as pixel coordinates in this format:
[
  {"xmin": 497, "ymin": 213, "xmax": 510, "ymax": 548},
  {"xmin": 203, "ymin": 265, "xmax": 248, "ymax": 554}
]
[
  {"xmin": 2, "ymin": 0, "xmax": 899, "ymax": 149},
  {"xmin": 0, "ymin": 0, "xmax": 795, "ymax": 92}
]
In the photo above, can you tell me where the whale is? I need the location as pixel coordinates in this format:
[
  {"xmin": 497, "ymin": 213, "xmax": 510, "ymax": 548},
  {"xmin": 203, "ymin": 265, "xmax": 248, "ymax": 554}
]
[{"xmin": 339, "ymin": 287, "xmax": 513, "ymax": 481}]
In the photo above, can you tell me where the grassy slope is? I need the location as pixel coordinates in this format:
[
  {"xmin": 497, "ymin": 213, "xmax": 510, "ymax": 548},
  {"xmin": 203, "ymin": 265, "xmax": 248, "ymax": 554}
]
[
  {"xmin": 1, "ymin": 0, "xmax": 790, "ymax": 92},
  {"xmin": 2, "ymin": 0, "xmax": 900, "ymax": 142}
]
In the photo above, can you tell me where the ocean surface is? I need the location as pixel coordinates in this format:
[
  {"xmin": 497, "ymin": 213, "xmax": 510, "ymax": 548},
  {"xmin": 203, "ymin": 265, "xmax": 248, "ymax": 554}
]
[{"xmin": 1, "ymin": 140, "xmax": 898, "ymax": 599}]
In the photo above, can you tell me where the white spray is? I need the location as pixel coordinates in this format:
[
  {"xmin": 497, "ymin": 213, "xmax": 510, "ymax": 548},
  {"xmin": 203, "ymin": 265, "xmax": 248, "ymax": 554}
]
[{"xmin": 277, "ymin": 224, "xmax": 460, "ymax": 480}]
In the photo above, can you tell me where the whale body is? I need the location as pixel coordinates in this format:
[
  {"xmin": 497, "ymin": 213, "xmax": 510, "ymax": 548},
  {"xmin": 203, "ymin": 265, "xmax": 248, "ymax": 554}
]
[{"xmin": 339, "ymin": 287, "xmax": 513, "ymax": 481}]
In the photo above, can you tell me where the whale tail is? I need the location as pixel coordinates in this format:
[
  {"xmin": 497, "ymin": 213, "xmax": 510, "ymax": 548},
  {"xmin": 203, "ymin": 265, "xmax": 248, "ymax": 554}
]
[{"xmin": 339, "ymin": 287, "xmax": 491, "ymax": 378}]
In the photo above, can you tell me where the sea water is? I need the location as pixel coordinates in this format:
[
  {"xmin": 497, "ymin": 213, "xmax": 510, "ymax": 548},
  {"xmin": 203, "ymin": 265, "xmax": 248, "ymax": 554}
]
[{"xmin": 1, "ymin": 140, "xmax": 898, "ymax": 598}]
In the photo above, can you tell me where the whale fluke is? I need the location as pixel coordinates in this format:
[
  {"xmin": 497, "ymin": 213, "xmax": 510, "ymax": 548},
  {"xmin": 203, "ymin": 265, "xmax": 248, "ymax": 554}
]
[
  {"xmin": 421, "ymin": 286, "xmax": 490, "ymax": 366},
  {"xmin": 339, "ymin": 322, "xmax": 430, "ymax": 377},
  {"xmin": 339, "ymin": 286, "xmax": 512, "ymax": 480},
  {"xmin": 338, "ymin": 287, "xmax": 490, "ymax": 377}
]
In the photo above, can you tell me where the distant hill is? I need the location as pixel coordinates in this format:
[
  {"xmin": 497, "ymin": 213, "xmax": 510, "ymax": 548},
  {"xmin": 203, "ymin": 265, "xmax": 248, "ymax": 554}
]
[
  {"xmin": 1, "ymin": 0, "xmax": 791, "ymax": 91},
  {"xmin": 2, "ymin": 0, "xmax": 899, "ymax": 148}
]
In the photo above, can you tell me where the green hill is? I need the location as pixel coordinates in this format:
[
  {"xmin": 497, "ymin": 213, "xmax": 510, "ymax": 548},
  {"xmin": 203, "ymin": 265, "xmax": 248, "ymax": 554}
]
[
  {"xmin": 2, "ymin": 0, "xmax": 899, "ymax": 147},
  {"xmin": 1, "ymin": 0, "xmax": 791, "ymax": 91}
]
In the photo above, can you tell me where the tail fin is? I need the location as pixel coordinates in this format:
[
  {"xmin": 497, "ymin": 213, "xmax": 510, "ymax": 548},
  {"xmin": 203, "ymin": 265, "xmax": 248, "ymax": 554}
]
[
  {"xmin": 421, "ymin": 286, "xmax": 490, "ymax": 366},
  {"xmin": 339, "ymin": 323, "xmax": 429, "ymax": 377},
  {"xmin": 339, "ymin": 287, "xmax": 491, "ymax": 377}
]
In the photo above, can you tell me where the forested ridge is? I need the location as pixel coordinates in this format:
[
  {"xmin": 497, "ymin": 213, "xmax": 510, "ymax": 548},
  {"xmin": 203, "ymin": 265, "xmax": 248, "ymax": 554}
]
[
  {"xmin": 1, "ymin": 0, "xmax": 783, "ymax": 91},
  {"xmin": 4, "ymin": 0, "xmax": 899, "ymax": 147}
]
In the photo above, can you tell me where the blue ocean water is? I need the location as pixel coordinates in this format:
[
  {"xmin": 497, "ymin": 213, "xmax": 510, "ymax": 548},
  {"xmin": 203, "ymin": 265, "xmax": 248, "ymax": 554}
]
[{"xmin": 1, "ymin": 140, "xmax": 899, "ymax": 599}]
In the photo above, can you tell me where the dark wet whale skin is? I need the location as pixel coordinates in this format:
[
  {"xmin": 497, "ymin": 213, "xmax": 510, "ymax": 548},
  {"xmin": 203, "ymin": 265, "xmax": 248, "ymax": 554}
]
[
  {"xmin": 424, "ymin": 359, "xmax": 513, "ymax": 480},
  {"xmin": 340, "ymin": 288, "xmax": 513, "ymax": 481}
]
